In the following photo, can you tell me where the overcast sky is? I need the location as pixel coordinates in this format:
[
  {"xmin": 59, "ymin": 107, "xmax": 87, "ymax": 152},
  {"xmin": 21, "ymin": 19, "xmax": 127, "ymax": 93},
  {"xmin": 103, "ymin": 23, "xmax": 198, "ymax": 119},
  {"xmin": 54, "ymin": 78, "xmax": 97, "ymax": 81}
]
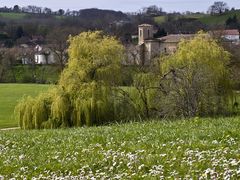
[{"xmin": 1, "ymin": 0, "xmax": 240, "ymax": 12}]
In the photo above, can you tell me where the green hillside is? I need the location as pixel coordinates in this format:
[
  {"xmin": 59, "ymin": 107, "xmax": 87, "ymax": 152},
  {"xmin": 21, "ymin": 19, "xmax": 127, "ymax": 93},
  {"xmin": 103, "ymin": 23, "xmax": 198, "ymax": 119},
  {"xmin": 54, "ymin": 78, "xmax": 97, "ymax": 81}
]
[
  {"xmin": 0, "ymin": 12, "xmax": 27, "ymax": 20},
  {"xmin": 154, "ymin": 10, "xmax": 240, "ymax": 26},
  {"xmin": 154, "ymin": 15, "xmax": 166, "ymax": 24},
  {"xmin": 199, "ymin": 10, "xmax": 240, "ymax": 25},
  {"xmin": 0, "ymin": 84, "xmax": 50, "ymax": 128}
]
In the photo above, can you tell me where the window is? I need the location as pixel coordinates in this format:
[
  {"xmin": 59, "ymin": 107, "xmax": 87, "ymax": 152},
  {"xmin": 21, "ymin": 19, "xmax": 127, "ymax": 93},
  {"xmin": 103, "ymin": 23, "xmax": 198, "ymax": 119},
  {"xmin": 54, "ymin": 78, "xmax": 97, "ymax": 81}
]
[
  {"xmin": 140, "ymin": 30, "xmax": 142, "ymax": 38},
  {"xmin": 148, "ymin": 30, "xmax": 150, "ymax": 38}
]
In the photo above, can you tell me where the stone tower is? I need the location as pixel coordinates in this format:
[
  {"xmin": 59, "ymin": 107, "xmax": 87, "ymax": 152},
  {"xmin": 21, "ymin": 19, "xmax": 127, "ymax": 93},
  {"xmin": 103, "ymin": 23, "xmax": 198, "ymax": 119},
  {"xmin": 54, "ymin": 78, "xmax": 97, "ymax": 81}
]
[{"xmin": 138, "ymin": 24, "xmax": 154, "ymax": 45}]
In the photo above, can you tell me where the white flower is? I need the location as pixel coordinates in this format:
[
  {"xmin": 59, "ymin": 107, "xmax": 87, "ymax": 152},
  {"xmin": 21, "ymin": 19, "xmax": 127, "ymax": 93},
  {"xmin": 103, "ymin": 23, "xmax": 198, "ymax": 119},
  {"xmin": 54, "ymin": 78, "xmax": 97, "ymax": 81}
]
[
  {"xmin": 138, "ymin": 164, "xmax": 145, "ymax": 170},
  {"xmin": 19, "ymin": 154, "xmax": 25, "ymax": 160},
  {"xmin": 160, "ymin": 154, "xmax": 167, "ymax": 157},
  {"xmin": 230, "ymin": 159, "xmax": 238, "ymax": 166},
  {"xmin": 212, "ymin": 140, "xmax": 218, "ymax": 144}
]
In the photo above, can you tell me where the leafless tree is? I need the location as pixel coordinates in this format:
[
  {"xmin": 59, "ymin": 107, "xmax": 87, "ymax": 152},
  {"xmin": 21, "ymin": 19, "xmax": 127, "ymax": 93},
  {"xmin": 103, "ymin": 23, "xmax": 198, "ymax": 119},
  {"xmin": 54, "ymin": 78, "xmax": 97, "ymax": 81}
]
[
  {"xmin": 0, "ymin": 48, "xmax": 21, "ymax": 82},
  {"xmin": 46, "ymin": 28, "xmax": 79, "ymax": 70},
  {"xmin": 208, "ymin": 1, "xmax": 229, "ymax": 15}
]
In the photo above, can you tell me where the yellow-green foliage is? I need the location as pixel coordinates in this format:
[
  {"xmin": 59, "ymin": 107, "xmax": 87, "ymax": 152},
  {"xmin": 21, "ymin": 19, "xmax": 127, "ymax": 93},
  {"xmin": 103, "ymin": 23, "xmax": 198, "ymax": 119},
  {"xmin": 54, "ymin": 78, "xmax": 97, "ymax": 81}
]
[
  {"xmin": 59, "ymin": 31, "xmax": 123, "ymax": 92},
  {"xmin": 15, "ymin": 31, "xmax": 126, "ymax": 129},
  {"xmin": 160, "ymin": 32, "xmax": 232, "ymax": 116},
  {"xmin": 161, "ymin": 32, "xmax": 230, "ymax": 79}
]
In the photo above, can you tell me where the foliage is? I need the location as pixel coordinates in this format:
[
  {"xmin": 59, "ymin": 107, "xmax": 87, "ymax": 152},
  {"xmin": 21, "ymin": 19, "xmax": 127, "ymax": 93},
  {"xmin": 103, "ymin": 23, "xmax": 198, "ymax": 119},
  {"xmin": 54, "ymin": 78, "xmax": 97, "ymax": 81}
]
[
  {"xmin": 15, "ymin": 31, "xmax": 128, "ymax": 129},
  {"xmin": 0, "ymin": 118, "xmax": 240, "ymax": 178},
  {"xmin": 129, "ymin": 33, "xmax": 233, "ymax": 118},
  {"xmin": 159, "ymin": 32, "xmax": 232, "ymax": 117},
  {"xmin": 0, "ymin": 65, "xmax": 61, "ymax": 84},
  {"xmin": 225, "ymin": 14, "xmax": 240, "ymax": 29}
]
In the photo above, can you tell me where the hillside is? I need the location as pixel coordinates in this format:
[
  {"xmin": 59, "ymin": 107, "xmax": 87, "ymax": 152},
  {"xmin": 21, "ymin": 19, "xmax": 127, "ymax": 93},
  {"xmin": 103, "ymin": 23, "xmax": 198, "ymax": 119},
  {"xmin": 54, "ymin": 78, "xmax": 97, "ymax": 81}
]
[
  {"xmin": 0, "ymin": 12, "xmax": 27, "ymax": 20},
  {"xmin": 0, "ymin": 8, "xmax": 128, "ymax": 22},
  {"xmin": 0, "ymin": 117, "xmax": 240, "ymax": 178},
  {"xmin": 199, "ymin": 10, "xmax": 240, "ymax": 25},
  {"xmin": 154, "ymin": 10, "xmax": 240, "ymax": 26}
]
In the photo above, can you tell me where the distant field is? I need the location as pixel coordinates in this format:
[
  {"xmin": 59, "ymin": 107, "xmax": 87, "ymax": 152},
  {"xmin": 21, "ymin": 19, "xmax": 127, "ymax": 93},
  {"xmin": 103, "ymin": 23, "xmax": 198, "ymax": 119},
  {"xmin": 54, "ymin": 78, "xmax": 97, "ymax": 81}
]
[
  {"xmin": 0, "ymin": 84, "xmax": 50, "ymax": 128},
  {"xmin": 154, "ymin": 10, "xmax": 240, "ymax": 25},
  {"xmin": 0, "ymin": 12, "xmax": 27, "ymax": 19},
  {"xmin": 0, "ymin": 117, "xmax": 240, "ymax": 178},
  {"xmin": 154, "ymin": 16, "xmax": 166, "ymax": 24}
]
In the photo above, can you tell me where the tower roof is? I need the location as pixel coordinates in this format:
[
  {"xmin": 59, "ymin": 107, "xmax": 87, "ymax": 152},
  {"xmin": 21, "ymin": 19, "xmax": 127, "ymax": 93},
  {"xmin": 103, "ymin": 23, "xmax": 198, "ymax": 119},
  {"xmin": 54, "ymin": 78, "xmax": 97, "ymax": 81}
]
[{"xmin": 138, "ymin": 24, "xmax": 153, "ymax": 27}]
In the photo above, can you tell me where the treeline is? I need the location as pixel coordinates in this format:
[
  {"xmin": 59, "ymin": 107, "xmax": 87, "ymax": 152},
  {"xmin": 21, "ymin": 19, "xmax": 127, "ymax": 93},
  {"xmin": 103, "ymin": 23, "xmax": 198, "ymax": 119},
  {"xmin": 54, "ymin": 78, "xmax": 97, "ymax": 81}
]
[
  {"xmin": 0, "ymin": 6, "xmax": 154, "ymax": 46},
  {"xmin": 0, "ymin": 5, "xmax": 126, "ymax": 17}
]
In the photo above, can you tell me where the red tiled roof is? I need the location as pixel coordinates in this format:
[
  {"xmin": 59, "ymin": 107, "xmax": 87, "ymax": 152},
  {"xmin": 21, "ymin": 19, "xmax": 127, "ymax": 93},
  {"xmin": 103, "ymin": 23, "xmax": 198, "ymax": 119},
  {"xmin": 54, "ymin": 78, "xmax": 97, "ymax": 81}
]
[
  {"xmin": 211, "ymin": 29, "xmax": 239, "ymax": 36},
  {"xmin": 223, "ymin": 29, "xmax": 239, "ymax": 35}
]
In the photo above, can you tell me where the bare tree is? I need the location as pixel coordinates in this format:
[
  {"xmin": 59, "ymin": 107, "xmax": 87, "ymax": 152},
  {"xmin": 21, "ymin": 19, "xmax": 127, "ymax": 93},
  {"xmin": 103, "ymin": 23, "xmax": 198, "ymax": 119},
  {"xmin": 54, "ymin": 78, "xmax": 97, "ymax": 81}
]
[
  {"xmin": 208, "ymin": 1, "xmax": 229, "ymax": 15},
  {"xmin": 0, "ymin": 48, "xmax": 21, "ymax": 82},
  {"xmin": 46, "ymin": 28, "xmax": 79, "ymax": 70}
]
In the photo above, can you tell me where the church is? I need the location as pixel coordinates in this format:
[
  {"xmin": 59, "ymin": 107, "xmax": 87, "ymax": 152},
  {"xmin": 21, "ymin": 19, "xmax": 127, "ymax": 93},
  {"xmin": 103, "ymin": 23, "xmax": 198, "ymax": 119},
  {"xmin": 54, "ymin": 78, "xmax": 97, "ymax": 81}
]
[{"xmin": 137, "ymin": 24, "xmax": 195, "ymax": 65}]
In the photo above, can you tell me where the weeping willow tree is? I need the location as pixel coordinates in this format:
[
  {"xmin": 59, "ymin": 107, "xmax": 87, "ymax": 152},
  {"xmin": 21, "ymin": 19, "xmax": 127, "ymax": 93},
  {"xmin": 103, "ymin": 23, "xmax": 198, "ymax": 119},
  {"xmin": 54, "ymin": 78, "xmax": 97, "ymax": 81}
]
[
  {"xmin": 15, "ymin": 31, "xmax": 127, "ymax": 129},
  {"xmin": 158, "ymin": 32, "xmax": 232, "ymax": 117}
]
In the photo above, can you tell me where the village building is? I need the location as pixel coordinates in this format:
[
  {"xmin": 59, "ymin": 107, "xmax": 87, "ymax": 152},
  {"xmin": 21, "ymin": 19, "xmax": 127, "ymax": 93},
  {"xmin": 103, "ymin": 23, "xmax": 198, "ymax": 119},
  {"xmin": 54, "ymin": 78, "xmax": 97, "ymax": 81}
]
[
  {"xmin": 22, "ymin": 45, "xmax": 56, "ymax": 65},
  {"xmin": 136, "ymin": 24, "xmax": 195, "ymax": 65},
  {"xmin": 34, "ymin": 45, "xmax": 55, "ymax": 64},
  {"xmin": 127, "ymin": 24, "xmax": 240, "ymax": 65},
  {"xmin": 210, "ymin": 29, "xmax": 240, "ymax": 44},
  {"xmin": 222, "ymin": 29, "xmax": 240, "ymax": 42}
]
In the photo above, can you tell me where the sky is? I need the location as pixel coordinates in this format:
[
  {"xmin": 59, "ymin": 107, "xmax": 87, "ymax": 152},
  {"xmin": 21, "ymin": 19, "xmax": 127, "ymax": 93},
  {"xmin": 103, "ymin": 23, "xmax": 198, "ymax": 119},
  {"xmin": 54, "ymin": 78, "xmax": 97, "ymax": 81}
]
[{"xmin": 1, "ymin": 0, "xmax": 240, "ymax": 13}]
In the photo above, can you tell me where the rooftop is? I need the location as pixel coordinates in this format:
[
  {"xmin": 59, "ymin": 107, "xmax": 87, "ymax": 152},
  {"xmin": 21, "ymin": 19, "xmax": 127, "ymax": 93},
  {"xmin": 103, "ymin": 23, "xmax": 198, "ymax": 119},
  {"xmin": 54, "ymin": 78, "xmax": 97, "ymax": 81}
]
[
  {"xmin": 138, "ymin": 24, "xmax": 153, "ymax": 27},
  {"xmin": 158, "ymin": 34, "xmax": 195, "ymax": 43},
  {"xmin": 211, "ymin": 29, "xmax": 240, "ymax": 36}
]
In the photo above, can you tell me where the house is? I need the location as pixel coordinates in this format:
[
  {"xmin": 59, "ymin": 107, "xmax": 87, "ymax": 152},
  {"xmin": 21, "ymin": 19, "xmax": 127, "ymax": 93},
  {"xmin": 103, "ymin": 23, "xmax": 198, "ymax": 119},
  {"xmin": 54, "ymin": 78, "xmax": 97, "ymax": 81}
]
[
  {"xmin": 34, "ymin": 51, "xmax": 55, "ymax": 65},
  {"xmin": 222, "ymin": 29, "xmax": 239, "ymax": 41},
  {"xmin": 21, "ymin": 45, "xmax": 56, "ymax": 65},
  {"xmin": 136, "ymin": 24, "xmax": 195, "ymax": 65},
  {"xmin": 210, "ymin": 29, "xmax": 240, "ymax": 43}
]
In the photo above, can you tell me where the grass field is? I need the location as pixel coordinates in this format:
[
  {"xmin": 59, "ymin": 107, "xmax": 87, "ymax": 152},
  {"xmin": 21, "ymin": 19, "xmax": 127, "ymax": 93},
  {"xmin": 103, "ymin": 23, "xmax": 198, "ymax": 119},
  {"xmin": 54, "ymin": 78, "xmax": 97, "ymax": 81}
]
[
  {"xmin": 0, "ymin": 117, "xmax": 239, "ymax": 178},
  {"xmin": 0, "ymin": 84, "xmax": 50, "ymax": 128},
  {"xmin": 0, "ymin": 12, "xmax": 27, "ymax": 20},
  {"xmin": 154, "ymin": 10, "xmax": 240, "ymax": 25},
  {"xmin": 154, "ymin": 16, "xmax": 166, "ymax": 24},
  {"xmin": 198, "ymin": 11, "xmax": 240, "ymax": 25}
]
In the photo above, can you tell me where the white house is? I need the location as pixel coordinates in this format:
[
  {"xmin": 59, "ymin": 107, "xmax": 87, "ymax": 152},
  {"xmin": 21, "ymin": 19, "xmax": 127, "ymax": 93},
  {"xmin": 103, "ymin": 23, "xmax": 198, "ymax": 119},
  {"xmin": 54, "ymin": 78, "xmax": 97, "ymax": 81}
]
[
  {"xmin": 22, "ymin": 45, "xmax": 56, "ymax": 65},
  {"xmin": 34, "ymin": 52, "xmax": 55, "ymax": 64},
  {"xmin": 222, "ymin": 29, "xmax": 240, "ymax": 42},
  {"xmin": 211, "ymin": 29, "xmax": 240, "ymax": 42}
]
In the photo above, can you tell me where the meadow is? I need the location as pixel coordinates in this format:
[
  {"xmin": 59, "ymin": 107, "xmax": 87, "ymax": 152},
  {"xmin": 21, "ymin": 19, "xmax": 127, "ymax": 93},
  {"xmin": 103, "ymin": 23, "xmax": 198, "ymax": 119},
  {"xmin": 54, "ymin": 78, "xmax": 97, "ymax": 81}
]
[
  {"xmin": 154, "ymin": 10, "xmax": 240, "ymax": 26},
  {"xmin": 0, "ymin": 117, "xmax": 240, "ymax": 178},
  {"xmin": 0, "ymin": 84, "xmax": 50, "ymax": 128},
  {"xmin": 0, "ymin": 12, "xmax": 27, "ymax": 20}
]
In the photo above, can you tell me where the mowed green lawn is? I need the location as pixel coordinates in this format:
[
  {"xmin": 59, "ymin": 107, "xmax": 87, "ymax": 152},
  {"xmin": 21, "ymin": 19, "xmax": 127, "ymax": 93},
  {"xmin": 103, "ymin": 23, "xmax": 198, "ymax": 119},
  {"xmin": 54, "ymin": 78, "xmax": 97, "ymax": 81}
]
[
  {"xmin": 0, "ymin": 118, "xmax": 240, "ymax": 178},
  {"xmin": 0, "ymin": 84, "xmax": 50, "ymax": 128}
]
